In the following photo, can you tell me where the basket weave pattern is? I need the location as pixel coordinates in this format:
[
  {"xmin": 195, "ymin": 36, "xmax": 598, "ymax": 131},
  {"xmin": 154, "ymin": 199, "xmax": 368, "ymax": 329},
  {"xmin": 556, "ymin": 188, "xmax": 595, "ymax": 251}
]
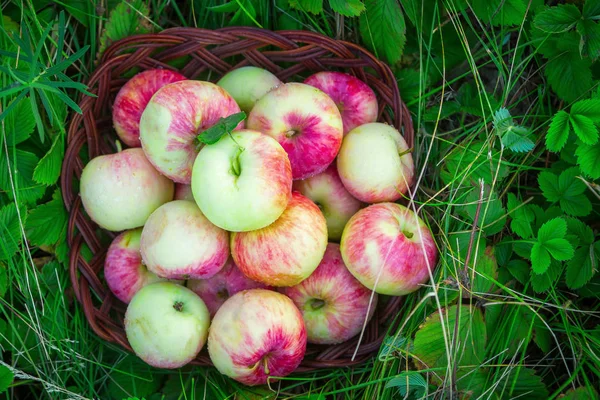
[{"xmin": 61, "ymin": 27, "xmax": 414, "ymax": 370}]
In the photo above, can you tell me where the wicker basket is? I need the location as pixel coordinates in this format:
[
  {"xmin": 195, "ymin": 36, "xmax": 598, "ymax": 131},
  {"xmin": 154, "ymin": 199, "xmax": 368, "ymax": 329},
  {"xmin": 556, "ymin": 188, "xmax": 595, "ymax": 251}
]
[{"xmin": 60, "ymin": 27, "xmax": 414, "ymax": 371}]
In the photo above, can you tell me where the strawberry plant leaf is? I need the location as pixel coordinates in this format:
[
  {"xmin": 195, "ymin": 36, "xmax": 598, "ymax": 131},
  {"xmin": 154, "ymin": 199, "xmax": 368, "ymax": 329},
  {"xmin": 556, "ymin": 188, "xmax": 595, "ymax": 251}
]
[
  {"xmin": 464, "ymin": 186, "xmax": 506, "ymax": 236},
  {"xmin": 546, "ymin": 111, "xmax": 571, "ymax": 152},
  {"xmin": 507, "ymin": 259, "xmax": 530, "ymax": 284},
  {"xmin": 289, "ymin": 0, "xmax": 324, "ymax": 14},
  {"xmin": 197, "ymin": 112, "xmax": 246, "ymax": 145},
  {"xmin": 385, "ymin": 372, "xmax": 427, "ymax": 398},
  {"xmin": 0, "ymin": 365, "xmax": 14, "ymax": 393},
  {"xmin": 570, "ymin": 99, "xmax": 600, "ymax": 123},
  {"xmin": 4, "ymin": 97, "xmax": 35, "ymax": 146},
  {"xmin": 545, "ymin": 238, "xmax": 574, "ymax": 261},
  {"xmin": 0, "ymin": 149, "xmax": 45, "ymax": 205},
  {"xmin": 569, "ymin": 114, "xmax": 598, "ymax": 145},
  {"xmin": 565, "ymin": 243, "xmax": 599, "ymax": 289},
  {"xmin": 33, "ymin": 133, "xmax": 64, "ymax": 185},
  {"xmin": 577, "ymin": 19, "xmax": 600, "ymax": 60},
  {"xmin": 538, "ymin": 171, "xmax": 560, "ymax": 202},
  {"xmin": 531, "ymin": 243, "xmax": 551, "ymax": 274},
  {"xmin": 0, "ymin": 203, "xmax": 25, "ymax": 261},
  {"xmin": 359, "ymin": 0, "xmax": 406, "ymax": 65},
  {"xmin": 99, "ymin": 0, "xmax": 152, "ymax": 57},
  {"xmin": 538, "ymin": 218, "xmax": 567, "ymax": 242},
  {"xmin": 566, "ymin": 218, "xmax": 594, "ymax": 245},
  {"xmin": 583, "ymin": 1, "xmax": 600, "ymax": 19},
  {"xmin": 575, "ymin": 141, "xmax": 600, "ymax": 178},
  {"xmin": 539, "ymin": 168, "xmax": 592, "ymax": 216},
  {"xmin": 507, "ymin": 193, "xmax": 535, "ymax": 239},
  {"xmin": 26, "ymin": 190, "xmax": 68, "ymax": 247},
  {"xmin": 534, "ymin": 4, "xmax": 581, "ymax": 33},
  {"xmin": 328, "ymin": 0, "xmax": 365, "ymax": 17},
  {"xmin": 531, "ymin": 259, "xmax": 563, "ymax": 293}
]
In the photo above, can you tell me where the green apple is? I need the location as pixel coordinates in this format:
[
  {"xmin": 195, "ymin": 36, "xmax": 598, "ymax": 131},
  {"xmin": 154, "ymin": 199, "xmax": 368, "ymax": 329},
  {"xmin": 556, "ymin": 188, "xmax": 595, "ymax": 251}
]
[{"xmin": 217, "ymin": 67, "xmax": 281, "ymax": 113}]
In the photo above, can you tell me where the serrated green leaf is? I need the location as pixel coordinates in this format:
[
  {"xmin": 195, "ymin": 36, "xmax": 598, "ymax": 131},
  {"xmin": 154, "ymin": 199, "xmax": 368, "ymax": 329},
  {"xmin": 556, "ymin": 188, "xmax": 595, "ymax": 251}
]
[
  {"xmin": 571, "ymin": 99, "xmax": 600, "ymax": 123},
  {"xmin": 99, "ymin": 0, "xmax": 152, "ymax": 57},
  {"xmin": 25, "ymin": 190, "xmax": 68, "ymax": 247},
  {"xmin": 198, "ymin": 112, "xmax": 246, "ymax": 145},
  {"xmin": 557, "ymin": 167, "xmax": 592, "ymax": 216},
  {"xmin": 328, "ymin": 0, "xmax": 364, "ymax": 16},
  {"xmin": 538, "ymin": 218, "xmax": 567, "ymax": 242},
  {"xmin": 566, "ymin": 244, "xmax": 598, "ymax": 289},
  {"xmin": 546, "ymin": 111, "xmax": 571, "ymax": 152},
  {"xmin": 570, "ymin": 114, "xmax": 598, "ymax": 145},
  {"xmin": 385, "ymin": 372, "xmax": 427, "ymax": 398},
  {"xmin": 4, "ymin": 97, "xmax": 35, "ymax": 146},
  {"xmin": 562, "ymin": 387, "xmax": 599, "ymax": 400},
  {"xmin": 289, "ymin": 0, "xmax": 324, "ymax": 13},
  {"xmin": 584, "ymin": 0, "xmax": 600, "ymax": 19},
  {"xmin": 577, "ymin": 19, "xmax": 600, "ymax": 59},
  {"xmin": 575, "ymin": 141, "xmax": 600, "ymax": 178},
  {"xmin": 472, "ymin": 246, "xmax": 498, "ymax": 293},
  {"xmin": 441, "ymin": 140, "xmax": 509, "ymax": 186},
  {"xmin": 0, "ymin": 365, "xmax": 14, "ymax": 393},
  {"xmin": 507, "ymin": 193, "xmax": 535, "ymax": 239},
  {"xmin": 33, "ymin": 133, "xmax": 64, "ymax": 185},
  {"xmin": 493, "ymin": 107, "xmax": 513, "ymax": 131},
  {"xmin": 502, "ymin": 129, "xmax": 535, "ymax": 153},
  {"xmin": 471, "ymin": 0, "xmax": 532, "ymax": 27},
  {"xmin": 507, "ymin": 259, "xmax": 530, "ymax": 284},
  {"xmin": 545, "ymin": 238, "xmax": 574, "ymax": 261},
  {"xmin": 0, "ymin": 203, "xmax": 24, "ymax": 261},
  {"xmin": 531, "ymin": 243, "xmax": 551, "ymax": 274},
  {"xmin": 538, "ymin": 171, "xmax": 560, "ymax": 202},
  {"xmin": 378, "ymin": 335, "xmax": 408, "ymax": 362},
  {"xmin": 531, "ymin": 258, "xmax": 563, "ymax": 293},
  {"xmin": 534, "ymin": 4, "xmax": 581, "ymax": 33},
  {"xmin": 108, "ymin": 357, "xmax": 164, "ymax": 399},
  {"xmin": 464, "ymin": 186, "xmax": 506, "ymax": 236},
  {"xmin": 359, "ymin": 0, "xmax": 406, "ymax": 65},
  {"xmin": 566, "ymin": 218, "xmax": 594, "ymax": 245},
  {"xmin": 0, "ymin": 149, "xmax": 46, "ymax": 205},
  {"xmin": 497, "ymin": 367, "xmax": 549, "ymax": 399}
]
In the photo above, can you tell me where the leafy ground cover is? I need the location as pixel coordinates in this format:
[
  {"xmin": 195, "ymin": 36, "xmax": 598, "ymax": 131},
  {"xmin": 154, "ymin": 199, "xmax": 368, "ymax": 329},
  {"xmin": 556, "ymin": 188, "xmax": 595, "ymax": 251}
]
[{"xmin": 0, "ymin": 0, "xmax": 599, "ymax": 399}]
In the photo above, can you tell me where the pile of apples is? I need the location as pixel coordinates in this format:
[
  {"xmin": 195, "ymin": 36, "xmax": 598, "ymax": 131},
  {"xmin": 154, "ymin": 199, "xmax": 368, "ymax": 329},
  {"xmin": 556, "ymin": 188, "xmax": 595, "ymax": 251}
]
[{"xmin": 80, "ymin": 66, "xmax": 438, "ymax": 386}]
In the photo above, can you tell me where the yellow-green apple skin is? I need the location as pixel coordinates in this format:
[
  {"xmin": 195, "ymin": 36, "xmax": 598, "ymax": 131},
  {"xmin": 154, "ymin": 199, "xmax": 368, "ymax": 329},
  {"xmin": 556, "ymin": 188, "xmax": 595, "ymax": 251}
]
[
  {"xmin": 124, "ymin": 282, "xmax": 210, "ymax": 369},
  {"xmin": 192, "ymin": 129, "xmax": 292, "ymax": 232},
  {"xmin": 80, "ymin": 148, "xmax": 174, "ymax": 231},
  {"xmin": 337, "ymin": 123, "xmax": 414, "ymax": 203},
  {"xmin": 217, "ymin": 67, "xmax": 282, "ymax": 113},
  {"xmin": 208, "ymin": 289, "xmax": 307, "ymax": 386}
]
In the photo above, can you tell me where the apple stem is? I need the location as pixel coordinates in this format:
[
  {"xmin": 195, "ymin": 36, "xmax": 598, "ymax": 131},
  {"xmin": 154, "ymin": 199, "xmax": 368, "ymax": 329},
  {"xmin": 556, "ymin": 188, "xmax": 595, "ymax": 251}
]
[
  {"xmin": 231, "ymin": 147, "xmax": 243, "ymax": 177},
  {"xmin": 398, "ymin": 147, "xmax": 413, "ymax": 158},
  {"xmin": 115, "ymin": 140, "xmax": 123, "ymax": 153},
  {"xmin": 402, "ymin": 230, "xmax": 414, "ymax": 239},
  {"xmin": 263, "ymin": 358, "xmax": 270, "ymax": 375},
  {"xmin": 310, "ymin": 298, "xmax": 326, "ymax": 310}
]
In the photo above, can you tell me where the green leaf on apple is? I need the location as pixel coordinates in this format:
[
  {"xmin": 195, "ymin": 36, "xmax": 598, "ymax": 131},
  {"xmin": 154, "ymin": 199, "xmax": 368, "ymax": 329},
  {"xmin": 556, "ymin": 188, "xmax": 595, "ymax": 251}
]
[{"xmin": 197, "ymin": 111, "xmax": 246, "ymax": 145}]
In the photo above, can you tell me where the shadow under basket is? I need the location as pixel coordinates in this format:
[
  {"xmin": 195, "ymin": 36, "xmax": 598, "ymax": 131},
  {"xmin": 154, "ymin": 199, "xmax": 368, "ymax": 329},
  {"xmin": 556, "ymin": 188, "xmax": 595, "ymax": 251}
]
[{"xmin": 60, "ymin": 27, "xmax": 414, "ymax": 372}]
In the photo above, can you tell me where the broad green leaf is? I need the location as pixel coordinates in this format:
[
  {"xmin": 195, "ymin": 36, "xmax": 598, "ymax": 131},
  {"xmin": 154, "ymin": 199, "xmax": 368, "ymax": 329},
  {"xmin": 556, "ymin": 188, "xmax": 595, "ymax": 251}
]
[
  {"xmin": 531, "ymin": 243, "xmax": 551, "ymax": 274},
  {"xmin": 577, "ymin": 19, "xmax": 600, "ymax": 59},
  {"xmin": 533, "ymin": 317, "xmax": 551, "ymax": 353},
  {"xmin": 534, "ymin": 4, "xmax": 581, "ymax": 33},
  {"xmin": 328, "ymin": 0, "xmax": 365, "ymax": 16},
  {"xmin": 561, "ymin": 387, "xmax": 600, "ymax": 400},
  {"xmin": 385, "ymin": 372, "xmax": 427, "ymax": 398},
  {"xmin": 472, "ymin": 246, "xmax": 498, "ymax": 293},
  {"xmin": 538, "ymin": 171, "xmax": 560, "ymax": 202},
  {"xmin": 198, "ymin": 112, "xmax": 246, "ymax": 145},
  {"xmin": 464, "ymin": 186, "xmax": 506, "ymax": 236},
  {"xmin": 412, "ymin": 305, "xmax": 486, "ymax": 373},
  {"xmin": 546, "ymin": 110, "xmax": 571, "ymax": 152},
  {"xmin": 0, "ymin": 203, "xmax": 24, "ymax": 261},
  {"xmin": 33, "ymin": 133, "xmax": 64, "ymax": 185},
  {"xmin": 99, "ymin": 0, "xmax": 152, "ymax": 56},
  {"xmin": 571, "ymin": 99, "xmax": 600, "ymax": 122},
  {"xmin": 570, "ymin": 114, "xmax": 598, "ymax": 145},
  {"xmin": 456, "ymin": 83, "xmax": 500, "ymax": 118},
  {"xmin": 531, "ymin": 259, "xmax": 563, "ymax": 293},
  {"xmin": 539, "ymin": 168, "xmax": 592, "ymax": 216},
  {"xmin": 485, "ymin": 304, "xmax": 533, "ymax": 356},
  {"xmin": 545, "ymin": 238, "xmax": 574, "ymax": 261},
  {"xmin": 471, "ymin": 0, "xmax": 533, "ymax": 27},
  {"xmin": 208, "ymin": 1, "xmax": 240, "ymax": 12},
  {"xmin": 441, "ymin": 140, "xmax": 509, "ymax": 186},
  {"xmin": 566, "ymin": 243, "xmax": 599, "ymax": 289},
  {"xmin": 378, "ymin": 335, "xmax": 408, "ymax": 362},
  {"xmin": 25, "ymin": 190, "xmax": 68, "ymax": 247},
  {"xmin": 108, "ymin": 357, "xmax": 164, "ymax": 399},
  {"xmin": 501, "ymin": 129, "xmax": 535, "ymax": 153},
  {"xmin": 4, "ymin": 97, "xmax": 35, "ymax": 146},
  {"xmin": 584, "ymin": 1, "xmax": 600, "ymax": 19},
  {"xmin": 576, "ymin": 141, "xmax": 600, "ymax": 178},
  {"xmin": 538, "ymin": 218, "xmax": 567, "ymax": 243},
  {"xmin": 495, "ymin": 367, "xmax": 548, "ymax": 399},
  {"xmin": 359, "ymin": 0, "xmax": 406, "ymax": 65},
  {"xmin": 0, "ymin": 365, "xmax": 13, "ymax": 393},
  {"xmin": 289, "ymin": 0, "xmax": 324, "ymax": 13},
  {"xmin": 566, "ymin": 218, "xmax": 594, "ymax": 245},
  {"xmin": 506, "ymin": 259, "xmax": 530, "ymax": 284},
  {"xmin": 507, "ymin": 193, "xmax": 535, "ymax": 239},
  {"xmin": 0, "ymin": 149, "xmax": 45, "ymax": 205}
]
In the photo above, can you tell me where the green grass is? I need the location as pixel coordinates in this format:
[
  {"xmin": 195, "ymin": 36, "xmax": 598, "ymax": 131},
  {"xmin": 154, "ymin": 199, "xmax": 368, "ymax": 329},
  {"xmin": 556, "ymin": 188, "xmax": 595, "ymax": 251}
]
[{"xmin": 1, "ymin": 0, "xmax": 599, "ymax": 399}]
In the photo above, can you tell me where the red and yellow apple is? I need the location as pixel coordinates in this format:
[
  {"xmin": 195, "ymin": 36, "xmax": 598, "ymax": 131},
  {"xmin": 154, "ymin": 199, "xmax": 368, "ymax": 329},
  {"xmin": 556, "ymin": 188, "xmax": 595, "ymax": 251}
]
[
  {"xmin": 340, "ymin": 203, "xmax": 438, "ymax": 295},
  {"xmin": 139, "ymin": 80, "xmax": 242, "ymax": 183},
  {"xmin": 337, "ymin": 123, "xmax": 414, "ymax": 203},
  {"xmin": 192, "ymin": 129, "xmax": 292, "ymax": 232},
  {"xmin": 140, "ymin": 200, "xmax": 229, "ymax": 280},
  {"xmin": 281, "ymin": 243, "xmax": 377, "ymax": 344},
  {"xmin": 304, "ymin": 71, "xmax": 378, "ymax": 135},
  {"xmin": 231, "ymin": 192, "xmax": 328, "ymax": 286},
  {"xmin": 80, "ymin": 148, "xmax": 174, "ymax": 231},
  {"xmin": 247, "ymin": 82, "xmax": 343, "ymax": 180},
  {"xmin": 112, "ymin": 69, "xmax": 186, "ymax": 147},
  {"xmin": 217, "ymin": 66, "xmax": 281, "ymax": 113},
  {"xmin": 208, "ymin": 289, "xmax": 306, "ymax": 386}
]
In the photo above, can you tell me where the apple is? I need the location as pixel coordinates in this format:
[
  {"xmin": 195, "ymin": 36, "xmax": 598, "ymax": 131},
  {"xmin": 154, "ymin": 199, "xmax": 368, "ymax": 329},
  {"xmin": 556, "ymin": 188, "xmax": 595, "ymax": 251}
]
[
  {"xmin": 112, "ymin": 69, "xmax": 187, "ymax": 148},
  {"xmin": 337, "ymin": 122, "xmax": 414, "ymax": 203},
  {"xmin": 208, "ymin": 289, "xmax": 306, "ymax": 386},
  {"xmin": 217, "ymin": 66, "xmax": 282, "ymax": 113},
  {"xmin": 247, "ymin": 82, "xmax": 343, "ymax": 180},
  {"xmin": 139, "ymin": 80, "xmax": 242, "ymax": 183},
  {"xmin": 125, "ymin": 282, "xmax": 210, "ymax": 369},
  {"xmin": 104, "ymin": 228, "xmax": 170, "ymax": 303},
  {"xmin": 280, "ymin": 243, "xmax": 377, "ymax": 344},
  {"xmin": 140, "ymin": 200, "xmax": 229, "ymax": 280},
  {"xmin": 192, "ymin": 129, "xmax": 292, "ymax": 232},
  {"xmin": 231, "ymin": 191, "xmax": 327, "ymax": 287},
  {"xmin": 304, "ymin": 71, "xmax": 378, "ymax": 135},
  {"xmin": 293, "ymin": 163, "xmax": 362, "ymax": 241},
  {"xmin": 340, "ymin": 203, "xmax": 438, "ymax": 296},
  {"xmin": 187, "ymin": 258, "xmax": 268, "ymax": 317},
  {"xmin": 80, "ymin": 148, "xmax": 174, "ymax": 231},
  {"xmin": 174, "ymin": 183, "xmax": 194, "ymax": 201}
]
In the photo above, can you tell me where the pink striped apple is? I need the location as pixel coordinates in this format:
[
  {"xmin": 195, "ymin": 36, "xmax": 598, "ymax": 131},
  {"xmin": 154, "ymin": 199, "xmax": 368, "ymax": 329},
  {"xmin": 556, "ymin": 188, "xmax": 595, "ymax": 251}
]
[
  {"xmin": 112, "ymin": 69, "xmax": 186, "ymax": 147},
  {"xmin": 247, "ymin": 82, "xmax": 343, "ymax": 180},
  {"xmin": 192, "ymin": 129, "xmax": 292, "ymax": 232},
  {"xmin": 217, "ymin": 66, "xmax": 281, "ymax": 113},
  {"xmin": 139, "ymin": 80, "xmax": 242, "ymax": 183},
  {"xmin": 281, "ymin": 243, "xmax": 377, "ymax": 344},
  {"xmin": 340, "ymin": 203, "xmax": 438, "ymax": 296},
  {"xmin": 187, "ymin": 258, "xmax": 269, "ymax": 317},
  {"xmin": 304, "ymin": 71, "xmax": 378, "ymax": 135},
  {"xmin": 140, "ymin": 200, "xmax": 229, "ymax": 280},
  {"xmin": 104, "ymin": 228, "xmax": 170, "ymax": 303},
  {"xmin": 125, "ymin": 282, "xmax": 210, "ymax": 368},
  {"xmin": 231, "ymin": 192, "xmax": 328, "ymax": 287},
  {"xmin": 293, "ymin": 163, "xmax": 362, "ymax": 241},
  {"xmin": 174, "ymin": 183, "xmax": 194, "ymax": 201},
  {"xmin": 208, "ymin": 289, "xmax": 307, "ymax": 386},
  {"xmin": 80, "ymin": 148, "xmax": 174, "ymax": 231},
  {"xmin": 337, "ymin": 122, "xmax": 414, "ymax": 203}
]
